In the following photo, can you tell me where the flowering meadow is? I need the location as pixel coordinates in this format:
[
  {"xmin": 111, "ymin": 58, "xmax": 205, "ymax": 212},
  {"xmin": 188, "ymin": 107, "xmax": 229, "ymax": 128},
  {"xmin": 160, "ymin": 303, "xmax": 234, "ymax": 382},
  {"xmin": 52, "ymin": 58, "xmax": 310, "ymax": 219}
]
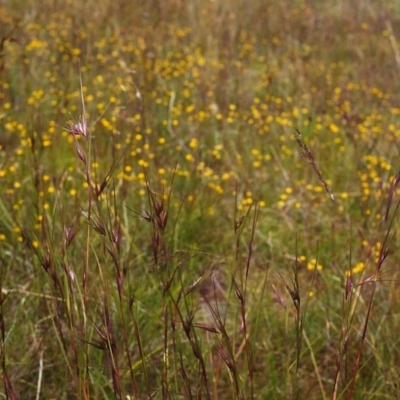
[{"xmin": 1, "ymin": 0, "xmax": 400, "ymax": 398}]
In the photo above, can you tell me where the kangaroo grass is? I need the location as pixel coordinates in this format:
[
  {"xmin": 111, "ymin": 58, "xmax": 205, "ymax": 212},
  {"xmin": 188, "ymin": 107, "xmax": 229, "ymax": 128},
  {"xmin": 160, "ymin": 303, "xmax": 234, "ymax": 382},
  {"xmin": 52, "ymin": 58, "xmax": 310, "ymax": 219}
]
[
  {"xmin": 294, "ymin": 128, "xmax": 335, "ymax": 202},
  {"xmin": 2, "ymin": 1, "xmax": 400, "ymax": 398}
]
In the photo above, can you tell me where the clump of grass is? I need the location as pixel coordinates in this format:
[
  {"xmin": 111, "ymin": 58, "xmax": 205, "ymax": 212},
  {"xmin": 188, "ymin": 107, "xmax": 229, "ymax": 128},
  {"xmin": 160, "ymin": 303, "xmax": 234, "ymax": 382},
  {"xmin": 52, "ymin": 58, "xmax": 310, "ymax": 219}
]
[{"xmin": 1, "ymin": 0, "xmax": 400, "ymax": 398}]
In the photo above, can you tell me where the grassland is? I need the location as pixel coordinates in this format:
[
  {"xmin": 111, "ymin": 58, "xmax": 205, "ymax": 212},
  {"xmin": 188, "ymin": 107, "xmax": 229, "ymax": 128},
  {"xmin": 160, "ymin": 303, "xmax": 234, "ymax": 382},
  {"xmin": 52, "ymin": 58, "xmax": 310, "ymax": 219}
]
[{"xmin": 1, "ymin": 0, "xmax": 400, "ymax": 398}]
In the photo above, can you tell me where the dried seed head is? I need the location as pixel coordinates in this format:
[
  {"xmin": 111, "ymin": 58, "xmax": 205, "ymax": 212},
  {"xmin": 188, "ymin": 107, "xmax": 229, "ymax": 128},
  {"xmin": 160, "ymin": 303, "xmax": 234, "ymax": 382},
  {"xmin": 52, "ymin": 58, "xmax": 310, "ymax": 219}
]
[
  {"xmin": 64, "ymin": 226, "xmax": 75, "ymax": 248},
  {"xmin": 65, "ymin": 115, "xmax": 88, "ymax": 137},
  {"xmin": 295, "ymin": 128, "xmax": 335, "ymax": 201},
  {"xmin": 183, "ymin": 313, "xmax": 194, "ymax": 336},
  {"xmin": 156, "ymin": 210, "xmax": 168, "ymax": 230},
  {"xmin": 154, "ymin": 201, "xmax": 164, "ymax": 215},
  {"xmin": 92, "ymin": 219, "xmax": 106, "ymax": 236},
  {"xmin": 74, "ymin": 142, "xmax": 86, "ymax": 164}
]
